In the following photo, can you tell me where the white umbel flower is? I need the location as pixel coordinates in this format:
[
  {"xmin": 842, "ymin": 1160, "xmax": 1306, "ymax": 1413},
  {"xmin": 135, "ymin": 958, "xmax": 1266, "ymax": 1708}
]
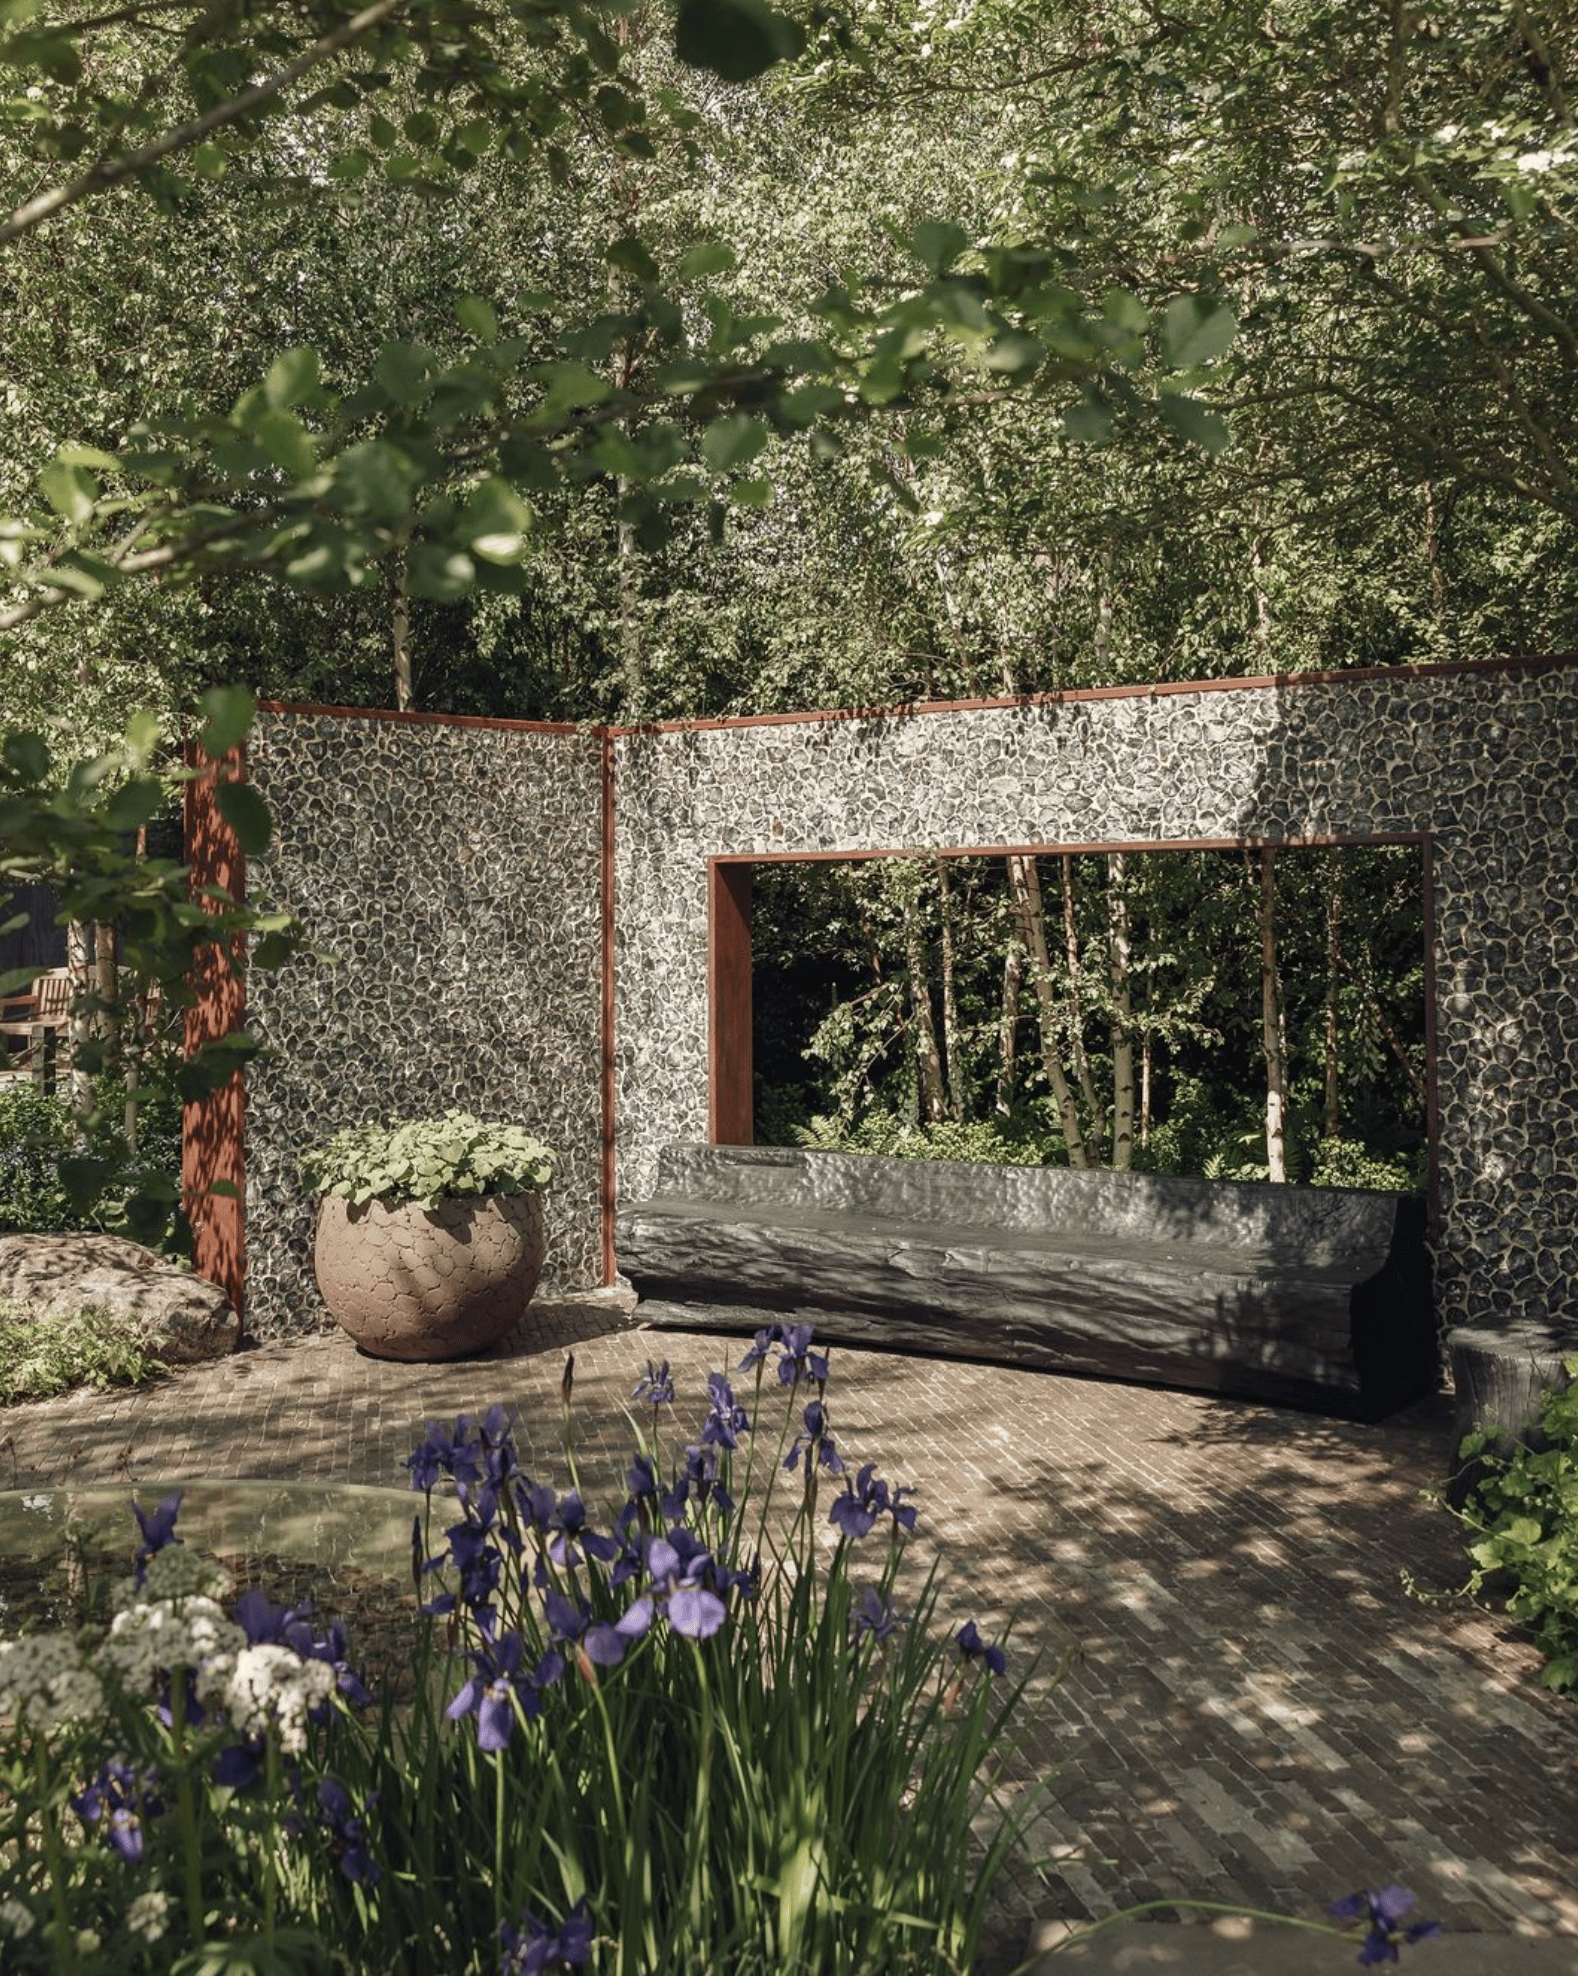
[
  {"xmin": 0, "ymin": 1630, "xmax": 105, "ymax": 1730},
  {"xmin": 223, "ymin": 1645, "xmax": 336, "ymax": 1755},
  {"xmin": 0, "ymin": 1897, "xmax": 35, "ymax": 1939},
  {"xmin": 126, "ymin": 1890, "xmax": 170, "ymax": 1943},
  {"xmin": 113, "ymin": 1548, "xmax": 233, "ymax": 1611},
  {"xmin": 98, "ymin": 1596, "xmax": 246, "ymax": 1691}
]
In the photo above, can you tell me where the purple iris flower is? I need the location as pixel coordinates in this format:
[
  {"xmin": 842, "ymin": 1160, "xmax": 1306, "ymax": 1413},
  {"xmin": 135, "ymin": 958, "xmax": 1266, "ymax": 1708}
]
[
  {"xmin": 543, "ymin": 1587, "xmax": 651, "ymax": 1671},
  {"xmin": 548, "ymin": 1491, "xmax": 619, "ymax": 1569},
  {"xmin": 851, "ymin": 1587, "xmax": 904, "ymax": 1646},
  {"xmin": 701, "ymin": 1372, "xmax": 750, "ymax": 1450},
  {"xmin": 446, "ymin": 1629, "xmax": 564, "ymax": 1753},
  {"xmin": 785, "ymin": 1400, "xmax": 845, "ymax": 1477},
  {"xmin": 646, "ymin": 1530, "xmax": 728, "ymax": 1640},
  {"xmin": 513, "ymin": 1474, "xmax": 557, "ymax": 1533},
  {"xmin": 1329, "ymin": 1887, "xmax": 1441, "ymax": 1964},
  {"xmin": 956, "ymin": 1620, "xmax": 1007, "ymax": 1675},
  {"xmin": 132, "ymin": 1490, "xmax": 183, "ymax": 1585},
  {"xmin": 71, "ymin": 1760, "xmax": 164, "ymax": 1861},
  {"xmin": 829, "ymin": 1462, "xmax": 916, "ymax": 1541},
  {"xmin": 739, "ymin": 1321, "xmax": 829, "ymax": 1387},
  {"xmin": 404, "ymin": 1416, "xmax": 486, "ymax": 1493},
  {"xmin": 499, "ymin": 1895, "xmax": 592, "ymax": 1975},
  {"xmin": 315, "ymin": 1777, "xmax": 379, "ymax": 1885},
  {"xmin": 632, "ymin": 1359, "xmax": 674, "ymax": 1407},
  {"xmin": 214, "ymin": 1734, "xmax": 266, "ymax": 1791}
]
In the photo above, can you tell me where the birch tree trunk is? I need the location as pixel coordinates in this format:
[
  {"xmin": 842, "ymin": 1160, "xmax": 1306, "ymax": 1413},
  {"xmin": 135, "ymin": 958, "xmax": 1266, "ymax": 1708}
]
[
  {"xmin": 66, "ymin": 919, "xmax": 93, "ymax": 1120},
  {"xmin": 1059, "ymin": 857, "xmax": 1104, "ymax": 1147},
  {"xmin": 1007, "ymin": 855, "xmax": 1091, "ymax": 1167},
  {"xmin": 392, "ymin": 547, "xmax": 413, "ymax": 712},
  {"xmin": 995, "ymin": 938, "xmax": 1023, "ymax": 1118},
  {"xmin": 93, "ymin": 921, "xmax": 117, "ymax": 1055},
  {"xmin": 1140, "ymin": 1031, "xmax": 1153, "ymax": 1152},
  {"xmin": 1257, "ymin": 848, "xmax": 1289, "ymax": 1183},
  {"xmin": 1107, "ymin": 853, "xmax": 1135, "ymax": 1170},
  {"xmin": 936, "ymin": 857, "xmax": 965, "ymax": 1120},
  {"xmin": 902, "ymin": 892, "xmax": 947, "ymax": 1124}
]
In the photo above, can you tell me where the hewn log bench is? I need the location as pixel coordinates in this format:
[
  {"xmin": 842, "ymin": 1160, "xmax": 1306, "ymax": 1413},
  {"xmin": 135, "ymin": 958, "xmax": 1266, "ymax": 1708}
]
[{"xmin": 618, "ymin": 1145, "xmax": 1438, "ymax": 1421}]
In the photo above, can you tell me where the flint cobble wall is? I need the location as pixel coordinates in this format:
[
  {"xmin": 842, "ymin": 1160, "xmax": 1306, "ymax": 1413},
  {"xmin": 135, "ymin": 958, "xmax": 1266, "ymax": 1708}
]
[
  {"xmin": 613, "ymin": 664, "xmax": 1578, "ymax": 1340},
  {"xmin": 238, "ymin": 662, "xmax": 1578, "ymax": 1344},
  {"xmin": 243, "ymin": 712, "xmax": 603, "ymax": 1339}
]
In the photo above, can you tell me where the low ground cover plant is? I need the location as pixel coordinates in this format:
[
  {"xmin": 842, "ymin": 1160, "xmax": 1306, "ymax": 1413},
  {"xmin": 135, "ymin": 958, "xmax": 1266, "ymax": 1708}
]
[
  {"xmin": 0, "ymin": 1328, "xmax": 1038, "ymax": 1973},
  {"xmin": 1450, "ymin": 1360, "xmax": 1578, "ymax": 1695},
  {"xmin": 299, "ymin": 1112, "xmax": 555, "ymax": 1211},
  {"xmin": 0, "ymin": 1295, "xmax": 167, "ymax": 1406}
]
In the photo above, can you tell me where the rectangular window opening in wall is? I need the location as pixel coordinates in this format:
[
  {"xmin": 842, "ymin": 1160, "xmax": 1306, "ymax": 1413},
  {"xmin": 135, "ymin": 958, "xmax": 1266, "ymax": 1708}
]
[{"xmin": 719, "ymin": 842, "xmax": 1431, "ymax": 1195}]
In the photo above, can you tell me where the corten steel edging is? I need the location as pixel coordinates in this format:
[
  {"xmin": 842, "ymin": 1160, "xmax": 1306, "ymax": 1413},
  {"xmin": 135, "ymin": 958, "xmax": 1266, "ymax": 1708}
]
[
  {"xmin": 604, "ymin": 650, "xmax": 1578, "ymax": 738},
  {"xmin": 182, "ymin": 743, "xmax": 248, "ymax": 1321},
  {"xmin": 600, "ymin": 730, "xmax": 618, "ymax": 1284}
]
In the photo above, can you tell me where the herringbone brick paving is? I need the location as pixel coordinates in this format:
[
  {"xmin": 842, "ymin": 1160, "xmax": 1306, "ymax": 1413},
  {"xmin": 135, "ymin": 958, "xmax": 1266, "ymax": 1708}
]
[{"xmin": 2, "ymin": 1292, "xmax": 1574, "ymax": 1941}]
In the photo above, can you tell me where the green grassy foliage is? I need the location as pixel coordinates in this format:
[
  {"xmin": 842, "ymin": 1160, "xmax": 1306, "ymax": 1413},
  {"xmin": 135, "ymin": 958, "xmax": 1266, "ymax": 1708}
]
[
  {"xmin": 0, "ymin": 1294, "xmax": 167, "ymax": 1405},
  {"xmin": 1453, "ymin": 1361, "xmax": 1578, "ymax": 1695}
]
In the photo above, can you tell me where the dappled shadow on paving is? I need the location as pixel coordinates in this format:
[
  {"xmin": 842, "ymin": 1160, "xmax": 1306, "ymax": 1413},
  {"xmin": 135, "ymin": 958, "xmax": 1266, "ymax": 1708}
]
[{"xmin": 1, "ymin": 1312, "xmax": 1573, "ymax": 1943}]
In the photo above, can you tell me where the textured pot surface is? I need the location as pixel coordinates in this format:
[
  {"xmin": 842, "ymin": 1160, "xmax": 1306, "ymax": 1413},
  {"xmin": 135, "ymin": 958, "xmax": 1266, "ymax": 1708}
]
[{"xmin": 313, "ymin": 1191, "xmax": 545, "ymax": 1361}]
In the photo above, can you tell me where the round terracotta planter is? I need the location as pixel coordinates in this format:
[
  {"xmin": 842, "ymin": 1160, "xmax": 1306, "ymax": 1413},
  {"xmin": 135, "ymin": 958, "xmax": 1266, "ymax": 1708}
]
[{"xmin": 312, "ymin": 1190, "xmax": 545, "ymax": 1361}]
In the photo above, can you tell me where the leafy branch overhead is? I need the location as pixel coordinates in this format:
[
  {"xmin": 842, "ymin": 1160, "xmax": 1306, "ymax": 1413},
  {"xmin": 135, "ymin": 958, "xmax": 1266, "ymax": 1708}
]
[{"xmin": 0, "ymin": 0, "xmax": 1238, "ymax": 631}]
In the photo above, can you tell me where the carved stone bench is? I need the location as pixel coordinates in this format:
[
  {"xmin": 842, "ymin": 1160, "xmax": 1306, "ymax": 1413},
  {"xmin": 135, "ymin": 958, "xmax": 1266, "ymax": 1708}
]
[{"xmin": 617, "ymin": 1145, "xmax": 1438, "ymax": 1421}]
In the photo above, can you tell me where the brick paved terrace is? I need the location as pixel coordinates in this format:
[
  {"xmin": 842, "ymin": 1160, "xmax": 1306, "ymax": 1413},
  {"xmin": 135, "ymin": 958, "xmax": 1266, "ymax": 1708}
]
[{"xmin": 2, "ymin": 1292, "xmax": 1574, "ymax": 1951}]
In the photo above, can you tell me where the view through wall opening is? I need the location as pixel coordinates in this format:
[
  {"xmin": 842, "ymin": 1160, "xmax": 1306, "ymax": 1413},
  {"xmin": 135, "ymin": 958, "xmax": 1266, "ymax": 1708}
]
[{"xmin": 748, "ymin": 843, "xmax": 1430, "ymax": 1192}]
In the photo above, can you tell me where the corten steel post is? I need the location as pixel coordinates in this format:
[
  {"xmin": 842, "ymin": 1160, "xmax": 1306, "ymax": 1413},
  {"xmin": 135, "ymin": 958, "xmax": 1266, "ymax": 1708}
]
[
  {"xmin": 182, "ymin": 744, "xmax": 247, "ymax": 1319},
  {"xmin": 708, "ymin": 859, "xmax": 753, "ymax": 1144}
]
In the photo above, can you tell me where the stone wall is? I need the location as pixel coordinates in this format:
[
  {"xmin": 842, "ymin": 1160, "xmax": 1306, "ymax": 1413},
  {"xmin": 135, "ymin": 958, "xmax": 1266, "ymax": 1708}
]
[
  {"xmin": 612, "ymin": 664, "xmax": 1578, "ymax": 1340},
  {"xmin": 244, "ymin": 711, "xmax": 603, "ymax": 1339}
]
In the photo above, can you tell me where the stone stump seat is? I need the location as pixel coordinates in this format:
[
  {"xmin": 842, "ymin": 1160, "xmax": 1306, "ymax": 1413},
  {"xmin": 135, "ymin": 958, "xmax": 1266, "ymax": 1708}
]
[{"xmin": 618, "ymin": 1145, "xmax": 1439, "ymax": 1422}]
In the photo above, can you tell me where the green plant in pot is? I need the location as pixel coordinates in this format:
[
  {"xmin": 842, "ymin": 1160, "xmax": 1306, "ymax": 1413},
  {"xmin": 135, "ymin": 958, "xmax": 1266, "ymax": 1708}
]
[{"xmin": 301, "ymin": 1112, "xmax": 556, "ymax": 1361}]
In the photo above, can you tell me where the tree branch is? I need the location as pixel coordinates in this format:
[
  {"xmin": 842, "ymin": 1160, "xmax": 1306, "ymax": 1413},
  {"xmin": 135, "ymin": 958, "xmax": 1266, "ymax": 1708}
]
[{"xmin": 0, "ymin": 0, "xmax": 410, "ymax": 249}]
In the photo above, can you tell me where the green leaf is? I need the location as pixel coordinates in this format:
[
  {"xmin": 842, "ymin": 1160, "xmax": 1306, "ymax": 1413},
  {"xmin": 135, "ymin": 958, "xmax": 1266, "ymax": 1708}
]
[
  {"xmin": 327, "ymin": 149, "xmax": 370, "ymax": 181},
  {"xmin": 375, "ymin": 341, "xmax": 433, "ymax": 405},
  {"xmin": 982, "ymin": 330, "xmax": 1044, "ymax": 375},
  {"xmin": 674, "ymin": 0, "xmax": 804, "ymax": 82},
  {"xmin": 701, "ymin": 414, "xmax": 769, "ymax": 473},
  {"xmin": 407, "ymin": 542, "xmax": 475, "ymax": 601},
  {"xmin": 456, "ymin": 294, "xmax": 498, "ymax": 343},
  {"xmin": 1159, "ymin": 295, "xmax": 1238, "ymax": 370},
  {"xmin": 679, "ymin": 240, "xmax": 737, "ymax": 279},
  {"xmin": 1062, "ymin": 393, "xmax": 1113, "ymax": 445},
  {"xmin": 213, "ymin": 778, "xmax": 272, "ymax": 855},
  {"xmin": 530, "ymin": 362, "xmax": 612, "ymax": 421},
  {"xmin": 334, "ymin": 441, "xmax": 424, "ymax": 524},
  {"xmin": 1157, "ymin": 394, "xmax": 1231, "ymax": 453},
  {"xmin": 262, "ymin": 347, "xmax": 321, "ymax": 411},
  {"xmin": 253, "ymin": 408, "xmax": 317, "ymax": 479},
  {"xmin": 458, "ymin": 478, "xmax": 532, "ymax": 561},
  {"xmin": 198, "ymin": 685, "xmax": 256, "ymax": 758},
  {"xmin": 39, "ymin": 461, "xmax": 97, "ymax": 524},
  {"xmin": 55, "ymin": 442, "xmax": 119, "ymax": 472},
  {"xmin": 189, "ymin": 141, "xmax": 227, "ymax": 178},
  {"xmin": 909, "ymin": 222, "xmax": 968, "ymax": 277},
  {"xmin": 607, "ymin": 232, "xmax": 660, "ymax": 286},
  {"xmin": 2, "ymin": 729, "xmax": 50, "ymax": 781}
]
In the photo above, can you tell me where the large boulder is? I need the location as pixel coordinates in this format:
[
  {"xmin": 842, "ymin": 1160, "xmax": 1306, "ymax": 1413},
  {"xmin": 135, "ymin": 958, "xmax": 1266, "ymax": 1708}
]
[{"xmin": 0, "ymin": 1233, "xmax": 240, "ymax": 1365}]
